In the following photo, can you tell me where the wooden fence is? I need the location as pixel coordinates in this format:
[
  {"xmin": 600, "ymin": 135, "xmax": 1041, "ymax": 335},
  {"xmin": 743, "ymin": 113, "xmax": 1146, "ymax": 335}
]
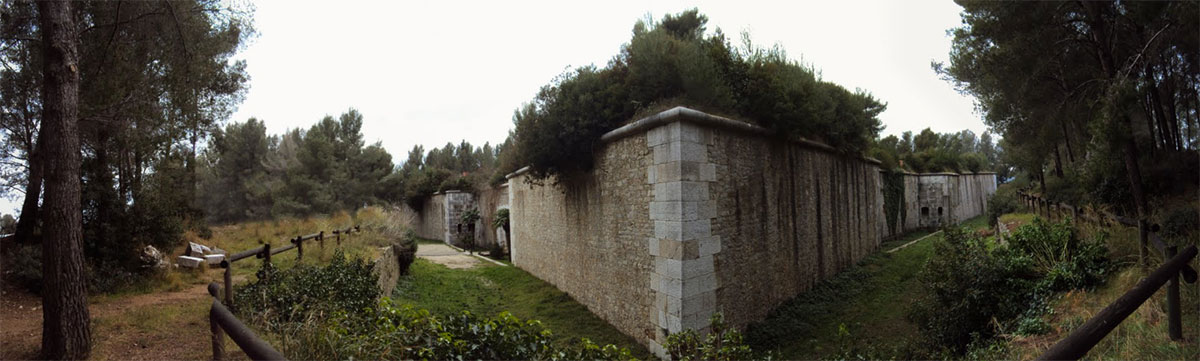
[
  {"xmin": 207, "ymin": 225, "xmax": 361, "ymax": 361},
  {"xmin": 1018, "ymin": 193, "xmax": 1197, "ymax": 360}
]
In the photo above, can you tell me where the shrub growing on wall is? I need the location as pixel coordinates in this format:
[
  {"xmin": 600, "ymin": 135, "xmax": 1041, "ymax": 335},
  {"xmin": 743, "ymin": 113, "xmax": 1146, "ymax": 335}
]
[
  {"xmin": 881, "ymin": 170, "xmax": 906, "ymax": 234},
  {"xmin": 510, "ymin": 9, "xmax": 885, "ymax": 182}
]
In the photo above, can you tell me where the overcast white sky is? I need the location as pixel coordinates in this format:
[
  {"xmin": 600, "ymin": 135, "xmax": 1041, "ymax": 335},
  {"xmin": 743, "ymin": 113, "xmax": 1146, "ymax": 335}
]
[
  {"xmin": 231, "ymin": 0, "xmax": 985, "ymax": 158},
  {"xmin": 2, "ymin": 0, "xmax": 988, "ymax": 214}
]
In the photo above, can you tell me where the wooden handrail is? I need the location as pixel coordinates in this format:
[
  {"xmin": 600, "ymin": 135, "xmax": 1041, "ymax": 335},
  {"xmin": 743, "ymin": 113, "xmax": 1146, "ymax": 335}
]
[
  {"xmin": 207, "ymin": 283, "xmax": 288, "ymax": 361},
  {"xmin": 1035, "ymin": 246, "xmax": 1198, "ymax": 360}
]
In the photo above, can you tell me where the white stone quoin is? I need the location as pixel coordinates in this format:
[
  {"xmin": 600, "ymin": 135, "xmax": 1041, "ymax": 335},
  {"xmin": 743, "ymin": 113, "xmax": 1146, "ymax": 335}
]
[{"xmin": 646, "ymin": 121, "xmax": 720, "ymax": 358}]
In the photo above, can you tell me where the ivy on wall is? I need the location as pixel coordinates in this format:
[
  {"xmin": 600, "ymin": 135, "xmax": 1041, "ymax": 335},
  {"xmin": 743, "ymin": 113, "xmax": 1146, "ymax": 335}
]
[{"xmin": 882, "ymin": 171, "xmax": 906, "ymax": 235}]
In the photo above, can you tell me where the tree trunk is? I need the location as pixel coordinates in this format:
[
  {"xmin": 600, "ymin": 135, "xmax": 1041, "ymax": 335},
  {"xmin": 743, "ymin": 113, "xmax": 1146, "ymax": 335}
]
[
  {"xmin": 37, "ymin": 0, "xmax": 91, "ymax": 359},
  {"xmin": 14, "ymin": 144, "xmax": 43, "ymax": 244},
  {"xmin": 1059, "ymin": 119, "xmax": 1075, "ymax": 163},
  {"xmin": 1053, "ymin": 144, "xmax": 1065, "ymax": 177}
]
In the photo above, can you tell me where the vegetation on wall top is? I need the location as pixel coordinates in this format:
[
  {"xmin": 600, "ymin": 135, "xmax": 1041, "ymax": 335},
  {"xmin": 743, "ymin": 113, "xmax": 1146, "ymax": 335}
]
[{"xmin": 499, "ymin": 9, "xmax": 887, "ymax": 182}]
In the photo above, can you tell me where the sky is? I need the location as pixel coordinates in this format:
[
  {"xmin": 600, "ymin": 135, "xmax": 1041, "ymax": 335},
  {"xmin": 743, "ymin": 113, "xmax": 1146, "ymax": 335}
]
[
  {"xmin": 2, "ymin": 0, "xmax": 989, "ymax": 214},
  {"xmin": 229, "ymin": 0, "xmax": 985, "ymax": 159}
]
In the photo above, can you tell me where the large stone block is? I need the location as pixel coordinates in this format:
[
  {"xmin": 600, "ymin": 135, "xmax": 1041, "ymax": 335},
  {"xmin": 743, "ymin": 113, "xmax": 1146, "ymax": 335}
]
[
  {"xmin": 655, "ymin": 257, "xmax": 683, "ymax": 279},
  {"xmin": 681, "ymin": 290, "xmax": 717, "ymax": 316},
  {"xmin": 654, "ymin": 219, "xmax": 712, "ymax": 241},
  {"xmin": 653, "ymin": 181, "xmax": 709, "ymax": 202},
  {"xmin": 649, "ymin": 201, "xmax": 714, "ymax": 222},
  {"xmin": 698, "ymin": 236, "xmax": 721, "ymax": 257},
  {"xmin": 657, "ymin": 238, "xmax": 701, "ymax": 260},
  {"xmin": 653, "ymin": 140, "xmax": 709, "ymax": 164},
  {"xmin": 682, "ymin": 270, "xmax": 717, "ymax": 298},
  {"xmin": 682, "ymin": 255, "xmax": 715, "ymax": 277}
]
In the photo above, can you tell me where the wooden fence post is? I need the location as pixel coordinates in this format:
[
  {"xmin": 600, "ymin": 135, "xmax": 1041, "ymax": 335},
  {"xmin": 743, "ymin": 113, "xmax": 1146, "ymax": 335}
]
[
  {"xmin": 295, "ymin": 236, "xmax": 303, "ymax": 261},
  {"xmin": 1167, "ymin": 245, "xmax": 1182, "ymax": 340},
  {"xmin": 208, "ymin": 284, "xmax": 225, "ymax": 361},
  {"xmin": 1138, "ymin": 220, "xmax": 1149, "ymax": 267},
  {"xmin": 223, "ymin": 266, "xmax": 233, "ymax": 310},
  {"xmin": 262, "ymin": 243, "xmax": 271, "ymax": 268}
]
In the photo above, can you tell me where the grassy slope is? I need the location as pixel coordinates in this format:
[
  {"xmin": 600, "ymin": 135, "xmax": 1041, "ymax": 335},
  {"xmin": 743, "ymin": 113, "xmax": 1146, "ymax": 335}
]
[
  {"xmin": 1002, "ymin": 215, "xmax": 1200, "ymax": 360},
  {"xmin": 746, "ymin": 216, "xmax": 990, "ymax": 359},
  {"xmin": 391, "ymin": 259, "xmax": 652, "ymax": 359},
  {"xmin": 86, "ymin": 207, "xmax": 399, "ymax": 360}
]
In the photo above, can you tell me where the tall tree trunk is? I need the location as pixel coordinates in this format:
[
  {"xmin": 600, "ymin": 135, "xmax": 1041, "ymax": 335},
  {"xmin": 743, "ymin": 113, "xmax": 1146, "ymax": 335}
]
[
  {"xmin": 14, "ymin": 144, "xmax": 43, "ymax": 244},
  {"xmin": 1053, "ymin": 143, "xmax": 1065, "ymax": 177},
  {"xmin": 37, "ymin": 0, "xmax": 90, "ymax": 359},
  {"xmin": 1059, "ymin": 119, "xmax": 1076, "ymax": 163}
]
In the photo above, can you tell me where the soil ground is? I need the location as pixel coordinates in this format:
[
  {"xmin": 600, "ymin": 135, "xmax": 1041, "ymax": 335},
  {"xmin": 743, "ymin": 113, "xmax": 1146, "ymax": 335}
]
[
  {"xmin": 1, "ymin": 271, "xmax": 248, "ymax": 361},
  {"xmin": 415, "ymin": 243, "xmax": 481, "ymax": 269}
]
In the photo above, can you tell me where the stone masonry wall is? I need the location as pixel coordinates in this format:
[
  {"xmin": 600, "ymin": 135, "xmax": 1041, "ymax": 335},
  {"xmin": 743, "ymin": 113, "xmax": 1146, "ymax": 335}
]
[
  {"xmin": 707, "ymin": 129, "xmax": 882, "ymax": 331},
  {"xmin": 505, "ymin": 107, "xmax": 997, "ymax": 358},
  {"xmin": 410, "ymin": 193, "xmax": 446, "ymax": 241},
  {"xmin": 443, "ymin": 191, "xmax": 475, "ymax": 247},
  {"xmin": 508, "ymin": 134, "xmax": 655, "ymax": 346}
]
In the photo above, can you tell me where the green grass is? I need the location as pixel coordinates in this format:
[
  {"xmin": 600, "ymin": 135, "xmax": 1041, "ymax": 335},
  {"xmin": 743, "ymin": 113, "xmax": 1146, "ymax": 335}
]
[
  {"xmin": 1001, "ymin": 215, "xmax": 1200, "ymax": 360},
  {"xmin": 195, "ymin": 206, "xmax": 401, "ymax": 280},
  {"xmin": 391, "ymin": 259, "xmax": 651, "ymax": 359},
  {"xmin": 745, "ymin": 216, "xmax": 991, "ymax": 359}
]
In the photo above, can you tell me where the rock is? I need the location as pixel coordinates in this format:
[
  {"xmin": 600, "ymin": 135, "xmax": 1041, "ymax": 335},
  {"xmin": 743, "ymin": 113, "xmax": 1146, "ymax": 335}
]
[
  {"xmin": 372, "ymin": 245, "xmax": 401, "ymax": 298},
  {"xmin": 204, "ymin": 254, "xmax": 225, "ymax": 265},
  {"xmin": 177, "ymin": 255, "xmax": 204, "ymax": 268},
  {"xmin": 185, "ymin": 242, "xmax": 206, "ymax": 257},
  {"xmin": 140, "ymin": 245, "xmax": 167, "ymax": 269}
]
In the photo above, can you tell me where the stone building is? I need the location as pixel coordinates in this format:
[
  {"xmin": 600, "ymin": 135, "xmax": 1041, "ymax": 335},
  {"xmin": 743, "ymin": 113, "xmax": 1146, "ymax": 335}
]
[
  {"xmin": 402, "ymin": 187, "xmax": 509, "ymax": 250},
  {"xmin": 503, "ymin": 107, "xmax": 996, "ymax": 357}
]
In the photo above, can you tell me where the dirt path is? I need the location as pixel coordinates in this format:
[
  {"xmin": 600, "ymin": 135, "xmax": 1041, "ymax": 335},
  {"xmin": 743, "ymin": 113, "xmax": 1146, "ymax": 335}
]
[
  {"xmin": 416, "ymin": 243, "xmax": 481, "ymax": 269},
  {"xmin": 1, "ymin": 272, "xmax": 248, "ymax": 360}
]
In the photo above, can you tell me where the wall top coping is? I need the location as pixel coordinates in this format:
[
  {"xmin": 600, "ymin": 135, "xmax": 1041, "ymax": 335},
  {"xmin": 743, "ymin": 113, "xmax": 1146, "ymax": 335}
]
[
  {"xmin": 878, "ymin": 170, "xmax": 998, "ymax": 176},
  {"xmin": 598, "ymin": 106, "xmax": 881, "ymax": 165},
  {"xmin": 505, "ymin": 166, "xmax": 531, "ymax": 180}
]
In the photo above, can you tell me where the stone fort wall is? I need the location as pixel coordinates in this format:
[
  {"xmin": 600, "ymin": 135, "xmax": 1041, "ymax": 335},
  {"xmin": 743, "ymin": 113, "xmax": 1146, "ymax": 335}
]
[
  {"xmin": 503, "ymin": 107, "xmax": 995, "ymax": 357},
  {"xmin": 878, "ymin": 172, "xmax": 997, "ymax": 239},
  {"xmin": 507, "ymin": 134, "xmax": 655, "ymax": 345},
  {"xmin": 707, "ymin": 128, "xmax": 884, "ymax": 331},
  {"xmin": 400, "ymin": 189, "xmax": 506, "ymax": 249}
]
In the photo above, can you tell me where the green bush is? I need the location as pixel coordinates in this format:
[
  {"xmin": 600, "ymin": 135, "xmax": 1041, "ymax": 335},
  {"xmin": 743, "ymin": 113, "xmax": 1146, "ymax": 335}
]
[
  {"xmin": 664, "ymin": 313, "xmax": 761, "ymax": 361},
  {"xmin": 512, "ymin": 9, "xmax": 884, "ymax": 181},
  {"xmin": 397, "ymin": 230, "xmax": 418, "ymax": 275},
  {"xmin": 1007, "ymin": 218, "xmax": 1112, "ymax": 291},
  {"xmin": 986, "ymin": 184, "xmax": 1021, "ymax": 226},
  {"xmin": 1158, "ymin": 205, "xmax": 1199, "ymax": 246},
  {"xmin": 235, "ymin": 250, "xmax": 379, "ymax": 325},
  {"xmin": 286, "ymin": 299, "xmax": 634, "ymax": 360},
  {"xmin": 1, "ymin": 242, "xmax": 43, "ymax": 293},
  {"xmin": 911, "ymin": 219, "xmax": 1114, "ymax": 354},
  {"xmin": 908, "ymin": 227, "xmax": 1040, "ymax": 354}
]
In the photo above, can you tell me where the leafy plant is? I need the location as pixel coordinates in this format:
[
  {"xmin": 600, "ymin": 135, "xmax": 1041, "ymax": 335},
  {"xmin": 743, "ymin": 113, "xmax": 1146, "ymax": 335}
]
[
  {"xmin": 511, "ymin": 9, "xmax": 885, "ymax": 182},
  {"xmin": 235, "ymin": 250, "xmax": 379, "ymax": 326},
  {"xmin": 908, "ymin": 227, "xmax": 1039, "ymax": 353},
  {"xmin": 396, "ymin": 230, "xmax": 418, "ymax": 275},
  {"xmin": 287, "ymin": 299, "xmax": 635, "ymax": 361},
  {"xmin": 986, "ymin": 184, "xmax": 1021, "ymax": 226},
  {"xmin": 664, "ymin": 313, "xmax": 762, "ymax": 361},
  {"xmin": 910, "ymin": 218, "xmax": 1114, "ymax": 354}
]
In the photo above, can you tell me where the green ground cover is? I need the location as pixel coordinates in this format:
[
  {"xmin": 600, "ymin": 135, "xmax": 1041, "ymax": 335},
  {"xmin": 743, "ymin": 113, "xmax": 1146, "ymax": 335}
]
[
  {"xmin": 390, "ymin": 259, "xmax": 651, "ymax": 359},
  {"xmin": 746, "ymin": 216, "xmax": 990, "ymax": 359}
]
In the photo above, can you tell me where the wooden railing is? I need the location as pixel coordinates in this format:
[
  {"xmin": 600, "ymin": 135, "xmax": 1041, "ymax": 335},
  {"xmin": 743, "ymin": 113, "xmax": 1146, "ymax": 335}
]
[
  {"xmin": 1017, "ymin": 193, "xmax": 1197, "ymax": 360},
  {"xmin": 209, "ymin": 225, "xmax": 361, "ymax": 360}
]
